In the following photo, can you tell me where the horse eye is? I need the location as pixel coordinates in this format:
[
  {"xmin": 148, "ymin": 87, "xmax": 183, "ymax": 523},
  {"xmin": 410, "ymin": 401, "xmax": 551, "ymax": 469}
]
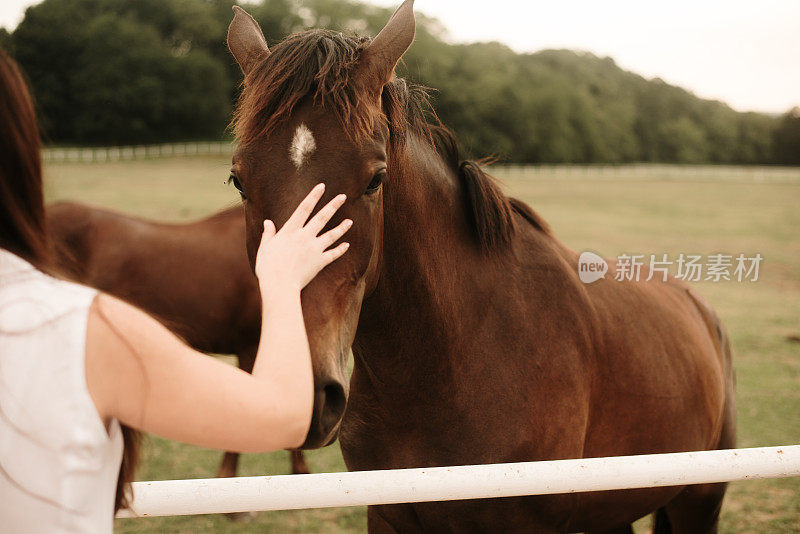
[
  {"xmin": 227, "ymin": 174, "xmax": 246, "ymax": 199},
  {"xmin": 365, "ymin": 170, "xmax": 386, "ymax": 195}
]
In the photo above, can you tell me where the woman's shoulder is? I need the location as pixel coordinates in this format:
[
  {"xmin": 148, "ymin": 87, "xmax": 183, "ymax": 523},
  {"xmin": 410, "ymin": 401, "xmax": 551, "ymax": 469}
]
[
  {"xmin": 0, "ymin": 250, "xmax": 122, "ymax": 525},
  {"xmin": 0, "ymin": 249, "xmax": 97, "ymax": 332}
]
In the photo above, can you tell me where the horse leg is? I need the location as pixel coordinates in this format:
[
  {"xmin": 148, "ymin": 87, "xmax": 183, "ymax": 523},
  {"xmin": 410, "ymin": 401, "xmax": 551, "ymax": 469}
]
[
  {"xmin": 654, "ymin": 421, "xmax": 733, "ymax": 534},
  {"xmin": 652, "ymin": 507, "xmax": 671, "ymax": 534},
  {"xmin": 233, "ymin": 347, "xmax": 311, "ymax": 475},
  {"xmin": 216, "ymin": 346, "xmax": 257, "ymax": 479},
  {"xmin": 368, "ymin": 507, "xmax": 401, "ymax": 534},
  {"xmin": 218, "ymin": 450, "xmax": 255, "ymax": 521},
  {"xmin": 218, "ymin": 442, "xmax": 255, "ymax": 522},
  {"xmin": 653, "ymin": 482, "xmax": 727, "ymax": 534},
  {"xmin": 218, "ymin": 347, "xmax": 258, "ymax": 521},
  {"xmin": 216, "ymin": 451, "xmax": 240, "ymax": 478},
  {"xmin": 654, "ymin": 375, "xmax": 735, "ymax": 534},
  {"xmin": 656, "ymin": 420, "xmax": 733, "ymax": 533},
  {"xmin": 653, "ymin": 432, "xmax": 732, "ymax": 533},
  {"xmin": 291, "ymin": 449, "xmax": 310, "ymax": 474}
]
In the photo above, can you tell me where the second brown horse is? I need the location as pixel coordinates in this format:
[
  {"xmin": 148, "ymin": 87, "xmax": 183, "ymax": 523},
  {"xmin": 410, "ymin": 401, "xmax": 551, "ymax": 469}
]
[{"xmin": 47, "ymin": 201, "xmax": 309, "ymax": 479}]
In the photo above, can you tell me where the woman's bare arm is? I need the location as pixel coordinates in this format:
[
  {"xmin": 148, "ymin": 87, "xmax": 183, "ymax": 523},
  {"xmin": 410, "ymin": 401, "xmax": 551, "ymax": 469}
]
[{"xmin": 85, "ymin": 184, "xmax": 351, "ymax": 452}]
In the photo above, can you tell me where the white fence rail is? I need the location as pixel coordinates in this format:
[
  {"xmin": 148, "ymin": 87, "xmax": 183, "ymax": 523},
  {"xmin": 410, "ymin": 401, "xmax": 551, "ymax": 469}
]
[{"xmin": 117, "ymin": 445, "xmax": 800, "ymax": 518}]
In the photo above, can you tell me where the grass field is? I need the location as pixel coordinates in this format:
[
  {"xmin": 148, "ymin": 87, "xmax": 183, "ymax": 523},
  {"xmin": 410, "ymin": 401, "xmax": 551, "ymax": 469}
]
[{"xmin": 43, "ymin": 157, "xmax": 800, "ymax": 533}]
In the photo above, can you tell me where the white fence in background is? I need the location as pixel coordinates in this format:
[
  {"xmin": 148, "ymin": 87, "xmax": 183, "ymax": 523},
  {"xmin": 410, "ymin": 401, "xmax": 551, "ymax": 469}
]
[
  {"xmin": 41, "ymin": 142, "xmax": 234, "ymax": 163},
  {"xmin": 41, "ymin": 144, "xmax": 800, "ymax": 183},
  {"xmin": 490, "ymin": 164, "xmax": 800, "ymax": 183},
  {"xmin": 116, "ymin": 445, "xmax": 800, "ymax": 519}
]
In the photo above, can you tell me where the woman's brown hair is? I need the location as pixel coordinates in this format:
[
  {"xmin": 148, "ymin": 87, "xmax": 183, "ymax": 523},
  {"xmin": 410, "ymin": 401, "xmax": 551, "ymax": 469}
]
[{"xmin": 0, "ymin": 47, "xmax": 140, "ymax": 513}]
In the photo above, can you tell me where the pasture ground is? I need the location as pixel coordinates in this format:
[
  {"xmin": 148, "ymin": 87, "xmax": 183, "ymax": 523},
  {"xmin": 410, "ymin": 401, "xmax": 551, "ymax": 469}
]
[{"xmin": 43, "ymin": 157, "xmax": 800, "ymax": 533}]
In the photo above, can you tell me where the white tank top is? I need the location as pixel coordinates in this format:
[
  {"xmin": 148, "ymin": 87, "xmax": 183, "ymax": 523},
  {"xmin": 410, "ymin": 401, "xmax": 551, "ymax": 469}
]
[{"xmin": 0, "ymin": 248, "xmax": 124, "ymax": 533}]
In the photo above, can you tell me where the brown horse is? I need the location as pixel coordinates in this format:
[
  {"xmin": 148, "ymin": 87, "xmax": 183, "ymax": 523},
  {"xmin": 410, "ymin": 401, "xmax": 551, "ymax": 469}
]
[
  {"xmin": 46, "ymin": 201, "xmax": 309, "ymax": 480},
  {"xmin": 226, "ymin": 2, "xmax": 736, "ymax": 532}
]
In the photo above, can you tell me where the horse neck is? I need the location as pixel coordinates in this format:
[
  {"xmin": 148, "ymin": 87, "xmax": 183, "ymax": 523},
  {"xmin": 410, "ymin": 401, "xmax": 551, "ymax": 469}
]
[{"xmin": 354, "ymin": 134, "xmax": 493, "ymax": 388}]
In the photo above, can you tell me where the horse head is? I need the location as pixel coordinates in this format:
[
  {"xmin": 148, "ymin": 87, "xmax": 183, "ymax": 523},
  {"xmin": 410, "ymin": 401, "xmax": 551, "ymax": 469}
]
[{"xmin": 226, "ymin": 1, "xmax": 415, "ymax": 448}]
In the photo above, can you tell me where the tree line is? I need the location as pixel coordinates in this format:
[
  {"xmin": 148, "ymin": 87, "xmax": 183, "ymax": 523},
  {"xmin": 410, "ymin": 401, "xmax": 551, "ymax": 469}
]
[{"xmin": 2, "ymin": 0, "xmax": 798, "ymax": 164}]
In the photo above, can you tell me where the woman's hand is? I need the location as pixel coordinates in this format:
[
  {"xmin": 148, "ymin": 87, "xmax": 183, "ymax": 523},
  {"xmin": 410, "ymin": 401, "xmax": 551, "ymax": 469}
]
[
  {"xmin": 89, "ymin": 183, "xmax": 349, "ymax": 453},
  {"xmin": 255, "ymin": 183, "xmax": 352, "ymax": 293},
  {"xmin": 89, "ymin": 183, "xmax": 347, "ymax": 453}
]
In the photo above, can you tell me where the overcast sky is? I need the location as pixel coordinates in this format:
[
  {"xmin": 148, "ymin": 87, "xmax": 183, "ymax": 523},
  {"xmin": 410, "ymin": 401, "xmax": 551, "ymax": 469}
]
[{"xmin": 2, "ymin": 0, "xmax": 798, "ymax": 114}]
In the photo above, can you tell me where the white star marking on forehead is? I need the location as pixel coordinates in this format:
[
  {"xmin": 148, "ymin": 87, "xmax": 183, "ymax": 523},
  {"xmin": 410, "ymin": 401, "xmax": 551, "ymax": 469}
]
[{"xmin": 289, "ymin": 123, "xmax": 316, "ymax": 169}]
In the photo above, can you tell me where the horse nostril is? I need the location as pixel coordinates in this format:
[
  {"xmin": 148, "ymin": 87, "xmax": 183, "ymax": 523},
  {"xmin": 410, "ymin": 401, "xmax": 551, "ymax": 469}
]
[{"xmin": 320, "ymin": 382, "xmax": 346, "ymax": 430}]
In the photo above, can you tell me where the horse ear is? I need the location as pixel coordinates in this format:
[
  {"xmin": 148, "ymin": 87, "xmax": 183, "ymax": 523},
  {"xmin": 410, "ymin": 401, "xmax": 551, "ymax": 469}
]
[
  {"xmin": 227, "ymin": 6, "xmax": 270, "ymax": 75},
  {"xmin": 357, "ymin": 0, "xmax": 416, "ymax": 95}
]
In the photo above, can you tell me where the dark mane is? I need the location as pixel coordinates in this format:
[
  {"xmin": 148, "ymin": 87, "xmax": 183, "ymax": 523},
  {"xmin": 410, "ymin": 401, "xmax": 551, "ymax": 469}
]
[
  {"xmin": 384, "ymin": 81, "xmax": 528, "ymax": 250},
  {"xmin": 234, "ymin": 29, "xmax": 526, "ymax": 251},
  {"xmin": 233, "ymin": 29, "xmax": 374, "ymax": 145},
  {"xmin": 508, "ymin": 197, "xmax": 552, "ymax": 235}
]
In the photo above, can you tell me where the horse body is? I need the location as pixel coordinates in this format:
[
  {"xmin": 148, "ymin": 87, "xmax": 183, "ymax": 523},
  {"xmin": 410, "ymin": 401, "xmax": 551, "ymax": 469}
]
[
  {"xmin": 46, "ymin": 201, "xmax": 309, "ymax": 479},
  {"xmin": 48, "ymin": 202, "xmax": 259, "ymax": 357},
  {"xmin": 340, "ymin": 137, "xmax": 735, "ymax": 532},
  {"xmin": 225, "ymin": 2, "xmax": 735, "ymax": 530}
]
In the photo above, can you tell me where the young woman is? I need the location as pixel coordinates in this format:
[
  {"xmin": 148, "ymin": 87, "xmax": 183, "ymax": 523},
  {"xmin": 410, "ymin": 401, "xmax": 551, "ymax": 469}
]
[{"xmin": 0, "ymin": 48, "xmax": 351, "ymax": 532}]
